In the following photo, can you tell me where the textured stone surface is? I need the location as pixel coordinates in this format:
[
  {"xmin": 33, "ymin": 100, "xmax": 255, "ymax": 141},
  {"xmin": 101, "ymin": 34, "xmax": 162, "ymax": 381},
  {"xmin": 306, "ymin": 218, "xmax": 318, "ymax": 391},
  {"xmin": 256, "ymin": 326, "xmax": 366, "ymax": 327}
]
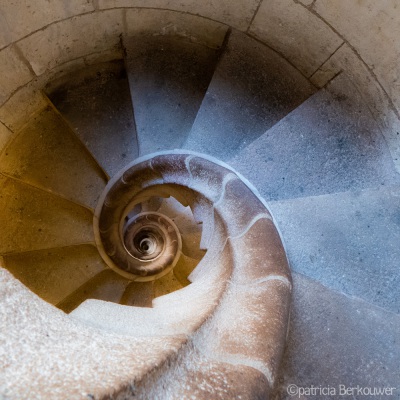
[
  {"xmin": 0, "ymin": 123, "xmax": 12, "ymax": 153},
  {"xmin": 124, "ymin": 36, "xmax": 220, "ymax": 155},
  {"xmin": 314, "ymin": 0, "xmax": 400, "ymax": 114},
  {"xmin": 269, "ymin": 185, "xmax": 400, "ymax": 314},
  {"xmin": 230, "ymin": 218, "xmax": 291, "ymax": 283},
  {"xmin": 183, "ymin": 30, "xmax": 315, "ymax": 160},
  {"xmin": 310, "ymin": 44, "xmax": 400, "ymax": 174},
  {"xmin": 0, "ymin": 45, "xmax": 34, "ymax": 104},
  {"xmin": 133, "ymin": 354, "xmax": 271, "ymax": 400},
  {"xmin": 47, "ymin": 61, "xmax": 139, "ymax": 177},
  {"xmin": 0, "ymin": 175, "xmax": 94, "ymax": 255},
  {"xmin": 0, "ymin": 85, "xmax": 48, "ymax": 132},
  {"xmin": 249, "ymin": 0, "xmax": 343, "ymax": 77},
  {"xmin": 57, "ymin": 270, "xmax": 130, "ymax": 313},
  {"xmin": 0, "ymin": 268, "xmax": 187, "ymax": 400},
  {"xmin": 195, "ymin": 279, "xmax": 291, "ymax": 385},
  {"xmin": 0, "ymin": 106, "xmax": 107, "ymax": 209},
  {"xmin": 3, "ymin": 244, "xmax": 106, "ymax": 305},
  {"xmin": 274, "ymin": 273, "xmax": 400, "ymax": 399},
  {"xmin": 0, "ymin": 0, "xmax": 94, "ymax": 49},
  {"xmin": 80, "ymin": 152, "xmax": 290, "ymax": 396},
  {"xmin": 17, "ymin": 10, "xmax": 124, "ymax": 76},
  {"xmin": 230, "ymin": 73, "xmax": 400, "ymax": 201},
  {"xmin": 125, "ymin": 9, "xmax": 228, "ymax": 49},
  {"xmin": 101, "ymin": 0, "xmax": 260, "ymax": 31}
]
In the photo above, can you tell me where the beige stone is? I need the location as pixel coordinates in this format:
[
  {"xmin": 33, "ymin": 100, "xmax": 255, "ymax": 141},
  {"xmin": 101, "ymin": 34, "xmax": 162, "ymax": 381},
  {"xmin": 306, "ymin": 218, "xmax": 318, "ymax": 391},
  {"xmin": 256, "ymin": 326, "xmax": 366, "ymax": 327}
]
[
  {"xmin": 100, "ymin": 0, "xmax": 260, "ymax": 31},
  {"xmin": 0, "ymin": 45, "xmax": 34, "ymax": 104},
  {"xmin": 0, "ymin": 175, "xmax": 94, "ymax": 254},
  {"xmin": 310, "ymin": 43, "xmax": 400, "ymax": 173},
  {"xmin": 195, "ymin": 279, "xmax": 291, "ymax": 385},
  {"xmin": 0, "ymin": 106, "xmax": 107, "ymax": 209},
  {"xmin": 0, "ymin": 268, "xmax": 187, "ymax": 399},
  {"xmin": 298, "ymin": 0, "xmax": 314, "ymax": 6},
  {"xmin": 231, "ymin": 217, "xmax": 291, "ymax": 283},
  {"xmin": 0, "ymin": 122, "xmax": 13, "ymax": 153},
  {"xmin": 249, "ymin": 0, "xmax": 343, "ymax": 77},
  {"xmin": 0, "ymin": 0, "xmax": 94, "ymax": 49},
  {"xmin": 3, "ymin": 244, "xmax": 106, "ymax": 305},
  {"xmin": 17, "ymin": 10, "xmax": 124, "ymax": 76},
  {"xmin": 140, "ymin": 357, "xmax": 271, "ymax": 399},
  {"xmin": 314, "ymin": 0, "xmax": 400, "ymax": 113},
  {"xmin": 125, "ymin": 9, "xmax": 228, "ymax": 49},
  {"xmin": 0, "ymin": 84, "xmax": 48, "ymax": 132}
]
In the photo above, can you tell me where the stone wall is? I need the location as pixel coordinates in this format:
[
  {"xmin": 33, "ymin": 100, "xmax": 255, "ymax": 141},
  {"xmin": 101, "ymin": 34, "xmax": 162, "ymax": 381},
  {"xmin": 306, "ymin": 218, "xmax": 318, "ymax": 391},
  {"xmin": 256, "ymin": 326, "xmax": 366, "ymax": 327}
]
[{"xmin": 0, "ymin": 0, "xmax": 399, "ymax": 168}]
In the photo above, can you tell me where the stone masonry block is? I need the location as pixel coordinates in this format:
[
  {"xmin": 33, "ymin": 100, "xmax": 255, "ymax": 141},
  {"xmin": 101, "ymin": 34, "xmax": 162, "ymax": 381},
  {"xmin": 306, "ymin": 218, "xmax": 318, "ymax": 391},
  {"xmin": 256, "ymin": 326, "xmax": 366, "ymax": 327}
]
[
  {"xmin": 315, "ymin": 0, "xmax": 400, "ymax": 114},
  {"xmin": 249, "ymin": 0, "xmax": 343, "ymax": 77},
  {"xmin": 0, "ymin": 84, "xmax": 48, "ymax": 132},
  {"xmin": 310, "ymin": 44, "xmax": 400, "ymax": 174},
  {"xmin": 0, "ymin": 0, "xmax": 94, "ymax": 49},
  {"xmin": 103, "ymin": 0, "xmax": 260, "ymax": 31},
  {"xmin": 17, "ymin": 10, "xmax": 124, "ymax": 76},
  {"xmin": 0, "ymin": 45, "xmax": 34, "ymax": 105},
  {"xmin": 0, "ymin": 122, "xmax": 13, "ymax": 153},
  {"xmin": 125, "ymin": 9, "xmax": 228, "ymax": 49}
]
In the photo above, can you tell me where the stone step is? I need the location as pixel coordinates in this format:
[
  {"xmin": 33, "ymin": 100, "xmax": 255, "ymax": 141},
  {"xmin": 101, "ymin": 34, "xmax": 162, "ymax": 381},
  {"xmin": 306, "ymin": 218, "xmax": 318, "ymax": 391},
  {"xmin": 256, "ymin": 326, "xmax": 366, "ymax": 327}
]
[
  {"xmin": 230, "ymin": 73, "xmax": 400, "ymax": 201},
  {"xmin": 0, "ymin": 106, "xmax": 107, "ymax": 209},
  {"xmin": 2, "ymin": 244, "xmax": 106, "ymax": 306},
  {"xmin": 275, "ymin": 273, "xmax": 400, "ymax": 399},
  {"xmin": 46, "ymin": 61, "xmax": 139, "ymax": 178},
  {"xmin": 0, "ymin": 175, "xmax": 94, "ymax": 255},
  {"xmin": 124, "ymin": 35, "xmax": 220, "ymax": 155},
  {"xmin": 57, "ymin": 269, "xmax": 130, "ymax": 313},
  {"xmin": 183, "ymin": 29, "xmax": 315, "ymax": 160},
  {"xmin": 268, "ymin": 184, "xmax": 400, "ymax": 314}
]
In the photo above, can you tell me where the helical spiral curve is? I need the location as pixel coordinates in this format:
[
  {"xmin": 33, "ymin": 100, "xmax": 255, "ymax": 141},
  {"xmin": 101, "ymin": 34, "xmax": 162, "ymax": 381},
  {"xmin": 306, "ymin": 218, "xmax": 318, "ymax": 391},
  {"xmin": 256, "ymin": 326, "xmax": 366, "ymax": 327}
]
[{"xmin": 1, "ymin": 150, "xmax": 291, "ymax": 399}]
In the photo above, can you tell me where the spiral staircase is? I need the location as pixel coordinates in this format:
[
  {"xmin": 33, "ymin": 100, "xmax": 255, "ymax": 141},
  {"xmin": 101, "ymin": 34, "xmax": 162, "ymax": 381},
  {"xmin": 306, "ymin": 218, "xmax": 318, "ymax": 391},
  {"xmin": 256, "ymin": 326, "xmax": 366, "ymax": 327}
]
[{"xmin": 1, "ymin": 2, "xmax": 400, "ymax": 399}]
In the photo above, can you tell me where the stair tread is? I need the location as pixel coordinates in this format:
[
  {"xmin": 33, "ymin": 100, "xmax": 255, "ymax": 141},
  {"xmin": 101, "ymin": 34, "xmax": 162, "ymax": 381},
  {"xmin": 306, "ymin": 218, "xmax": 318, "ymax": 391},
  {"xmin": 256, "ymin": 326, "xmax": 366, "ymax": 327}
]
[
  {"xmin": 57, "ymin": 269, "xmax": 130, "ymax": 313},
  {"xmin": 3, "ymin": 244, "xmax": 106, "ymax": 305},
  {"xmin": 46, "ymin": 61, "xmax": 139, "ymax": 178},
  {"xmin": 230, "ymin": 73, "xmax": 400, "ymax": 201},
  {"xmin": 120, "ymin": 281, "xmax": 154, "ymax": 308},
  {"xmin": 269, "ymin": 184, "xmax": 400, "ymax": 314},
  {"xmin": 124, "ymin": 35, "xmax": 220, "ymax": 155},
  {"xmin": 0, "ymin": 106, "xmax": 107, "ymax": 209},
  {"xmin": 183, "ymin": 29, "xmax": 316, "ymax": 160},
  {"xmin": 277, "ymin": 273, "xmax": 400, "ymax": 397},
  {"xmin": 0, "ymin": 175, "xmax": 94, "ymax": 255}
]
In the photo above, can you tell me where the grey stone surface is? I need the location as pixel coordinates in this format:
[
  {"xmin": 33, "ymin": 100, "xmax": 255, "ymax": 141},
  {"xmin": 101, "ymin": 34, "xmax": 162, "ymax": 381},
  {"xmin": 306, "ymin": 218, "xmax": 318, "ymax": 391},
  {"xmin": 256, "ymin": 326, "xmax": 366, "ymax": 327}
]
[
  {"xmin": 47, "ymin": 61, "xmax": 139, "ymax": 178},
  {"xmin": 269, "ymin": 185, "xmax": 400, "ymax": 314},
  {"xmin": 124, "ymin": 36, "xmax": 220, "ymax": 155},
  {"xmin": 183, "ymin": 30, "xmax": 315, "ymax": 161},
  {"xmin": 274, "ymin": 273, "xmax": 400, "ymax": 400},
  {"xmin": 230, "ymin": 73, "xmax": 400, "ymax": 201},
  {"xmin": 248, "ymin": 0, "xmax": 343, "ymax": 77}
]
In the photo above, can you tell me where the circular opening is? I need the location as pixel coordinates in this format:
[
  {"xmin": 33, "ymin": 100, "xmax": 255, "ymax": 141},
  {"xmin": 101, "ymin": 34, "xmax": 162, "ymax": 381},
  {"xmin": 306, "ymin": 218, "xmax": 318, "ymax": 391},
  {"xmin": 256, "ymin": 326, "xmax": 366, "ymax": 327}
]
[
  {"xmin": 135, "ymin": 232, "xmax": 158, "ymax": 255},
  {"xmin": 124, "ymin": 222, "xmax": 166, "ymax": 262}
]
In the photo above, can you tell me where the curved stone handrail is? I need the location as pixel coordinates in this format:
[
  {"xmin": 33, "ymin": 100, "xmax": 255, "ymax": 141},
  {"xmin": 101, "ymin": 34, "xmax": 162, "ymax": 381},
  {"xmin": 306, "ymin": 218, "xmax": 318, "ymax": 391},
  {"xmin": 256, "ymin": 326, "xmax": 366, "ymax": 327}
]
[{"xmin": 1, "ymin": 151, "xmax": 291, "ymax": 399}]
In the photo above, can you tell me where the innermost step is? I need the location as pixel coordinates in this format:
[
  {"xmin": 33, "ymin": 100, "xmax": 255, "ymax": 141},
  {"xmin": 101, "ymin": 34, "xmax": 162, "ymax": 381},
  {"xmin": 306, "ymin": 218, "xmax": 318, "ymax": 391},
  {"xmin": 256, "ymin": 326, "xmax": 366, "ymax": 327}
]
[{"xmin": 124, "ymin": 35, "xmax": 221, "ymax": 155}]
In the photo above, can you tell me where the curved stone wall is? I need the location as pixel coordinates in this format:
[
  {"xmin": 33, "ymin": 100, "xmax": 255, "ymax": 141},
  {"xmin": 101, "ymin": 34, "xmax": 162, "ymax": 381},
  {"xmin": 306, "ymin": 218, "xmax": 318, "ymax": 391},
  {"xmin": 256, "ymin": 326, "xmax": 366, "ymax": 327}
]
[{"xmin": 0, "ymin": 1, "xmax": 399, "ymax": 169}]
